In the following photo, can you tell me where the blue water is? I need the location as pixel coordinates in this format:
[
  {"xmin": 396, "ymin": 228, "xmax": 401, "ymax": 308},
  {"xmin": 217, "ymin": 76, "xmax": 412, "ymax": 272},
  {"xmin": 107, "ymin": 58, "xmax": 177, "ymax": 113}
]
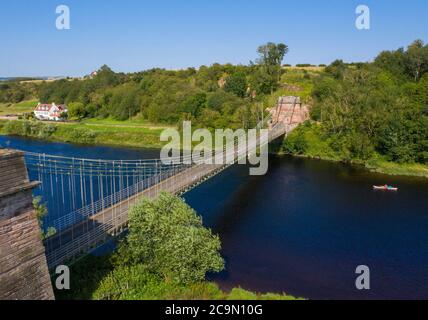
[{"xmin": 1, "ymin": 135, "xmax": 428, "ymax": 299}]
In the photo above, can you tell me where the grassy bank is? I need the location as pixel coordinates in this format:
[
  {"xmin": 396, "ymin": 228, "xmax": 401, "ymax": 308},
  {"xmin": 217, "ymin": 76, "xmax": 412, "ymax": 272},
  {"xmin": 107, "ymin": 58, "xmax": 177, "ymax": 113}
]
[
  {"xmin": 282, "ymin": 122, "xmax": 428, "ymax": 178},
  {"xmin": 55, "ymin": 254, "xmax": 299, "ymax": 301},
  {"xmin": 0, "ymin": 119, "xmax": 172, "ymax": 149},
  {"xmin": 0, "ymin": 100, "xmax": 38, "ymax": 116}
]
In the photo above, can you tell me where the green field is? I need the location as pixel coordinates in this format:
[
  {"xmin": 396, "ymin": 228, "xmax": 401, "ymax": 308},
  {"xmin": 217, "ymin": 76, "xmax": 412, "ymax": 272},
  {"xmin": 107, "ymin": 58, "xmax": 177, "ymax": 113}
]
[
  {"xmin": 0, "ymin": 119, "xmax": 174, "ymax": 149},
  {"xmin": 0, "ymin": 100, "xmax": 38, "ymax": 116}
]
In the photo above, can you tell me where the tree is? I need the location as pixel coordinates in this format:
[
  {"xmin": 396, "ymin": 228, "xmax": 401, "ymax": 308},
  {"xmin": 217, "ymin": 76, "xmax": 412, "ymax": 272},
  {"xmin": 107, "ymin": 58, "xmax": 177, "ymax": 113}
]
[
  {"xmin": 224, "ymin": 72, "xmax": 247, "ymax": 98},
  {"xmin": 120, "ymin": 192, "xmax": 224, "ymax": 284},
  {"xmin": 254, "ymin": 42, "xmax": 289, "ymax": 94},
  {"xmin": 33, "ymin": 196, "xmax": 56, "ymax": 239},
  {"xmin": 406, "ymin": 39, "xmax": 427, "ymax": 81},
  {"xmin": 257, "ymin": 42, "xmax": 289, "ymax": 66},
  {"xmin": 180, "ymin": 92, "xmax": 207, "ymax": 117},
  {"xmin": 325, "ymin": 60, "xmax": 347, "ymax": 79},
  {"xmin": 68, "ymin": 102, "xmax": 86, "ymax": 119}
]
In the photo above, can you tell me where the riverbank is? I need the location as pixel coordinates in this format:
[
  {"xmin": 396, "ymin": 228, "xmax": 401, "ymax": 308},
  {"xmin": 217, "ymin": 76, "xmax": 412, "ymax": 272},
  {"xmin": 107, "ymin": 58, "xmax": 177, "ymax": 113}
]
[
  {"xmin": 0, "ymin": 119, "xmax": 171, "ymax": 149},
  {"xmin": 2, "ymin": 118, "xmax": 427, "ymax": 179},
  {"xmin": 282, "ymin": 122, "xmax": 428, "ymax": 179}
]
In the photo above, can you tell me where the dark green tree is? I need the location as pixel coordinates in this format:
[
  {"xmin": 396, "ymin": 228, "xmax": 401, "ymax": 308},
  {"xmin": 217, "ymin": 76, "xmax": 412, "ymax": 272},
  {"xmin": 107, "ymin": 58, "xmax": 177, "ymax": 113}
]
[
  {"xmin": 120, "ymin": 192, "xmax": 224, "ymax": 284},
  {"xmin": 224, "ymin": 72, "xmax": 247, "ymax": 98}
]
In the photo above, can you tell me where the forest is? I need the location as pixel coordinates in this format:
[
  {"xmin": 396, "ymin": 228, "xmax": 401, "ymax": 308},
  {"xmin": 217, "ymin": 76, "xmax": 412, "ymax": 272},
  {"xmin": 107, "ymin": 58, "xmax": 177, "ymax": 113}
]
[{"xmin": 285, "ymin": 40, "xmax": 428, "ymax": 168}]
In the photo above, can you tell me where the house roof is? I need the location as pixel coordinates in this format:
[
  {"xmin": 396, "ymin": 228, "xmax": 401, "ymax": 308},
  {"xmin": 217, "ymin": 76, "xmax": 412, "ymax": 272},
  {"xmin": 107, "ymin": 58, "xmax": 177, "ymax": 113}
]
[{"xmin": 35, "ymin": 103, "xmax": 68, "ymax": 113}]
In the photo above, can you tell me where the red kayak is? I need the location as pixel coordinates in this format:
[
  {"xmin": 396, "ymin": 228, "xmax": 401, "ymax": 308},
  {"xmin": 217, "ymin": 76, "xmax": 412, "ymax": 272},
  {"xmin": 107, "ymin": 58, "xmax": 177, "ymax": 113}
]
[{"xmin": 373, "ymin": 185, "xmax": 398, "ymax": 191}]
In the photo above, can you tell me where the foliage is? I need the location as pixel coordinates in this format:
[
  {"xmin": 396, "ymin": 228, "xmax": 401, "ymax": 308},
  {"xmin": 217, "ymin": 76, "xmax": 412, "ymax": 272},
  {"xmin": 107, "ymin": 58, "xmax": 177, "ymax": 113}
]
[
  {"xmin": 0, "ymin": 119, "xmax": 167, "ymax": 148},
  {"xmin": 307, "ymin": 41, "xmax": 428, "ymax": 165},
  {"xmin": 116, "ymin": 192, "xmax": 224, "ymax": 285},
  {"xmin": 295, "ymin": 64, "xmax": 314, "ymax": 68},
  {"xmin": 68, "ymin": 102, "xmax": 86, "ymax": 119},
  {"xmin": 224, "ymin": 72, "xmax": 247, "ymax": 98},
  {"xmin": 54, "ymin": 254, "xmax": 114, "ymax": 300},
  {"xmin": 33, "ymin": 196, "xmax": 56, "ymax": 239},
  {"xmin": 0, "ymin": 100, "xmax": 38, "ymax": 116},
  {"xmin": 374, "ymin": 39, "xmax": 428, "ymax": 82},
  {"xmin": 1, "ymin": 120, "xmax": 57, "ymax": 139},
  {"xmin": 0, "ymin": 81, "xmax": 36, "ymax": 103},
  {"xmin": 92, "ymin": 263, "xmax": 221, "ymax": 300},
  {"xmin": 251, "ymin": 42, "xmax": 289, "ymax": 95},
  {"xmin": 92, "ymin": 263, "xmax": 300, "ymax": 300}
]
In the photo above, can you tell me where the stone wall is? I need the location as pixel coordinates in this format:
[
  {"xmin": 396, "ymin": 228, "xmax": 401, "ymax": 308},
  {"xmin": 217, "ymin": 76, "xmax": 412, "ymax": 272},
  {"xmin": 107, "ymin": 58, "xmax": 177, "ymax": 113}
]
[
  {"xmin": 0, "ymin": 149, "xmax": 54, "ymax": 300},
  {"xmin": 268, "ymin": 96, "xmax": 310, "ymax": 129}
]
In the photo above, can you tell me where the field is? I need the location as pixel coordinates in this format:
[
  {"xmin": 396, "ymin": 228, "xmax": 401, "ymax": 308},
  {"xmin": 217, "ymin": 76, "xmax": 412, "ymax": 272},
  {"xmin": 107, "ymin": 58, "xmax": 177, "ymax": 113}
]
[
  {"xmin": 0, "ymin": 119, "xmax": 174, "ymax": 149},
  {"xmin": 0, "ymin": 100, "xmax": 37, "ymax": 116}
]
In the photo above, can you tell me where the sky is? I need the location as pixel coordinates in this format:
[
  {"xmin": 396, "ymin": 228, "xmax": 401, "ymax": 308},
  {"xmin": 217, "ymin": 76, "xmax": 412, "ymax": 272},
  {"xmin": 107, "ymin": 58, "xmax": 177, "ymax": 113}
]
[{"xmin": 1, "ymin": 0, "xmax": 427, "ymax": 77}]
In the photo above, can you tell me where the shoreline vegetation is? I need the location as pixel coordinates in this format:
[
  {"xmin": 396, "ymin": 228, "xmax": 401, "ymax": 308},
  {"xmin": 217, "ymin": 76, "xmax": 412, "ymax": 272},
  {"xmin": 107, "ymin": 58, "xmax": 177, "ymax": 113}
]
[
  {"xmin": 0, "ymin": 118, "xmax": 170, "ymax": 149},
  {"xmin": 1, "ymin": 118, "xmax": 427, "ymax": 178},
  {"xmin": 282, "ymin": 122, "xmax": 428, "ymax": 178}
]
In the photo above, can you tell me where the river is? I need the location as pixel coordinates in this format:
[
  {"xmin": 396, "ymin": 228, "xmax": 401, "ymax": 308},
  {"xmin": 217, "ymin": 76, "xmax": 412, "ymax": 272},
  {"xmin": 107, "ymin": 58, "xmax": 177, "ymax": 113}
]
[{"xmin": 1, "ymin": 135, "xmax": 428, "ymax": 300}]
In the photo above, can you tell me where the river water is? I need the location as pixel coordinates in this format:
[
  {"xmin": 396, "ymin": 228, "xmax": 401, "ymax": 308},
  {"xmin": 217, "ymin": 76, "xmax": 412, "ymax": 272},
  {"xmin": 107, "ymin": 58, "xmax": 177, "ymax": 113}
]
[{"xmin": 1, "ymin": 135, "xmax": 428, "ymax": 299}]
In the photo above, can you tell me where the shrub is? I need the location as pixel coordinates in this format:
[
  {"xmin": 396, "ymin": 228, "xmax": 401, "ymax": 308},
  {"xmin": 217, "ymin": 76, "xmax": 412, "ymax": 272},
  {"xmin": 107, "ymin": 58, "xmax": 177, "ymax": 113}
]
[{"xmin": 118, "ymin": 192, "xmax": 224, "ymax": 285}]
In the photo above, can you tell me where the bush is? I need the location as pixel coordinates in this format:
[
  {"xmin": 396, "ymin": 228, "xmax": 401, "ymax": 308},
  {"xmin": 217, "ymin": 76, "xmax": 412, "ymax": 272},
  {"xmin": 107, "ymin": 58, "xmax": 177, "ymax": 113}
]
[
  {"xmin": 67, "ymin": 128, "xmax": 97, "ymax": 144},
  {"xmin": 117, "ymin": 192, "xmax": 224, "ymax": 285},
  {"xmin": 1, "ymin": 120, "xmax": 56, "ymax": 139},
  {"xmin": 93, "ymin": 263, "xmax": 226, "ymax": 300}
]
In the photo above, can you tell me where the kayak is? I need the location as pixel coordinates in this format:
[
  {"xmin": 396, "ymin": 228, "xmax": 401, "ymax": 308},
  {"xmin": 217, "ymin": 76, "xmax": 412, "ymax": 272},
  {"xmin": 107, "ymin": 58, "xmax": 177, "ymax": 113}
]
[{"xmin": 373, "ymin": 185, "xmax": 398, "ymax": 191}]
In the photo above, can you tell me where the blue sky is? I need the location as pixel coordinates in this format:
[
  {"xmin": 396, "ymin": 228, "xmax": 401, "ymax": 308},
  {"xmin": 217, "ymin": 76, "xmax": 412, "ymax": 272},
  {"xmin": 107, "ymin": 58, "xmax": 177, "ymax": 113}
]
[{"xmin": 1, "ymin": 0, "xmax": 427, "ymax": 77}]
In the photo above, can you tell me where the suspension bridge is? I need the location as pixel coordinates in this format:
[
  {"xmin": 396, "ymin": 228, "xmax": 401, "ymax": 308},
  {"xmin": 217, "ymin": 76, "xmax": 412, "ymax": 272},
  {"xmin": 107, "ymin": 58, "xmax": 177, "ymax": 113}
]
[{"xmin": 10, "ymin": 98, "xmax": 306, "ymax": 269}]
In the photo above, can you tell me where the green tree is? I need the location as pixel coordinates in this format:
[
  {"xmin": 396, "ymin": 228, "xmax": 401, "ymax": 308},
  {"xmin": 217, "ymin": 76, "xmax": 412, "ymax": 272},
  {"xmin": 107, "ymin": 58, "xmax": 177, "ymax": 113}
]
[
  {"xmin": 224, "ymin": 72, "xmax": 247, "ymax": 98},
  {"xmin": 119, "ymin": 192, "xmax": 224, "ymax": 284},
  {"xmin": 180, "ymin": 92, "xmax": 207, "ymax": 117},
  {"xmin": 406, "ymin": 39, "xmax": 427, "ymax": 81},
  {"xmin": 325, "ymin": 60, "xmax": 347, "ymax": 79},
  {"xmin": 33, "ymin": 196, "xmax": 56, "ymax": 239},
  {"xmin": 254, "ymin": 42, "xmax": 289, "ymax": 94},
  {"xmin": 68, "ymin": 102, "xmax": 86, "ymax": 119}
]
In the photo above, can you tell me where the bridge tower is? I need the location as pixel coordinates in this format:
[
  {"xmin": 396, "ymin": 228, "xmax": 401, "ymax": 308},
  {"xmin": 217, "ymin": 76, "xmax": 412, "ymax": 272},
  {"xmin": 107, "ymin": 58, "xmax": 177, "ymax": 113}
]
[{"xmin": 0, "ymin": 149, "xmax": 54, "ymax": 300}]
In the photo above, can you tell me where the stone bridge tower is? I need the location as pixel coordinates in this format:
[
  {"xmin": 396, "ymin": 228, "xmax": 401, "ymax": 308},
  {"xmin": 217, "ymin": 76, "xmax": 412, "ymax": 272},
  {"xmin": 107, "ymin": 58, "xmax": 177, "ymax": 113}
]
[
  {"xmin": 268, "ymin": 96, "xmax": 310, "ymax": 130},
  {"xmin": 0, "ymin": 149, "xmax": 54, "ymax": 300}
]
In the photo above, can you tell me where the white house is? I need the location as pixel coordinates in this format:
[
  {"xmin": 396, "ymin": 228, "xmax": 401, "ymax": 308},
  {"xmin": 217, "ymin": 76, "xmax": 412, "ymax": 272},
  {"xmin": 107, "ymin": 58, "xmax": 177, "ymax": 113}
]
[{"xmin": 34, "ymin": 103, "xmax": 68, "ymax": 121}]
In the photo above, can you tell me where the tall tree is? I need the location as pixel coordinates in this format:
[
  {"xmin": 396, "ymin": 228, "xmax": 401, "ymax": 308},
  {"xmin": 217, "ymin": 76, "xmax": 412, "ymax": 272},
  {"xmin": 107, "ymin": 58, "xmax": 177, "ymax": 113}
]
[{"xmin": 254, "ymin": 42, "xmax": 289, "ymax": 94}]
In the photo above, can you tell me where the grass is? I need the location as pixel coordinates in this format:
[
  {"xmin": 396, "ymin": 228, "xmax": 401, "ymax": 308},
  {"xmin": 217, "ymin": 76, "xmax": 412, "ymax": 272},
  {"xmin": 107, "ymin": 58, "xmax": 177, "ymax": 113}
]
[
  {"xmin": 0, "ymin": 99, "xmax": 38, "ymax": 116},
  {"xmin": 365, "ymin": 157, "xmax": 428, "ymax": 178},
  {"xmin": 265, "ymin": 69, "xmax": 320, "ymax": 109},
  {"xmin": 55, "ymin": 255, "xmax": 301, "ymax": 301},
  {"xmin": 54, "ymin": 122, "xmax": 168, "ymax": 148},
  {"xmin": 0, "ymin": 119, "xmax": 173, "ymax": 149},
  {"xmin": 81, "ymin": 117, "xmax": 175, "ymax": 129}
]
